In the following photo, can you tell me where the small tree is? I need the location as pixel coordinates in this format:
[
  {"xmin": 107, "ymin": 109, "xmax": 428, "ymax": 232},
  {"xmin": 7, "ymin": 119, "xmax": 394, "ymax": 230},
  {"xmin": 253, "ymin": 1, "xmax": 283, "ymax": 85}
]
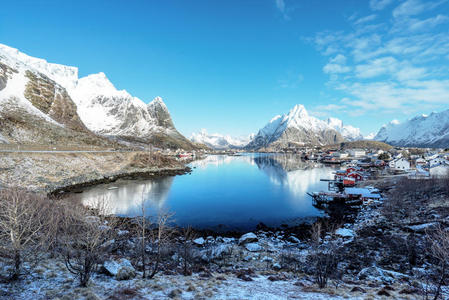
[
  {"xmin": 307, "ymin": 222, "xmax": 342, "ymax": 289},
  {"xmin": 134, "ymin": 196, "xmax": 173, "ymax": 279},
  {"xmin": 0, "ymin": 188, "xmax": 54, "ymax": 280},
  {"xmin": 59, "ymin": 200, "xmax": 116, "ymax": 287},
  {"xmin": 180, "ymin": 226, "xmax": 196, "ymax": 276},
  {"xmin": 424, "ymin": 225, "xmax": 449, "ymax": 300},
  {"xmin": 378, "ymin": 152, "xmax": 390, "ymax": 161}
]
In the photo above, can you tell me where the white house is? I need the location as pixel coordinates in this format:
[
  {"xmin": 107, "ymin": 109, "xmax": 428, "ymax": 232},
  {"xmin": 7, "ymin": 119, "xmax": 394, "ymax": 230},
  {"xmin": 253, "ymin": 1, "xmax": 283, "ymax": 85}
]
[
  {"xmin": 429, "ymin": 163, "xmax": 449, "ymax": 177},
  {"xmin": 333, "ymin": 152, "xmax": 349, "ymax": 159},
  {"xmin": 429, "ymin": 157, "xmax": 448, "ymax": 166},
  {"xmin": 415, "ymin": 158, "xmax": 427, "ymax": 166},
  {"xmin": 348, "ymin": 149, "xmax": 366, "ymax": 158},
  {"xmin": 389, "ymin": 158, "xmax": 411, "ymax": 171}
]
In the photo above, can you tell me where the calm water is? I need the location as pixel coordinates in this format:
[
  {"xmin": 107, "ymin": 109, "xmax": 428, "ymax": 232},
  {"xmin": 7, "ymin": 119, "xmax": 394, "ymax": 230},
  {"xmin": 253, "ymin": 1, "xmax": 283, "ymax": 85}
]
[{"xmin": 78, "ymin": 153, "xmax": 336, "ymax": 231}]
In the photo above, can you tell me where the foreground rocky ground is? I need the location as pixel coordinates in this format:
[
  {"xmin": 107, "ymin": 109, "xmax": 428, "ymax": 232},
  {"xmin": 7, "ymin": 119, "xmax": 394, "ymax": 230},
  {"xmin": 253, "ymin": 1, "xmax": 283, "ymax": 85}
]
[
  {"xmin": 0, "ymin": 151, "xmax": 188, "ymax": 192},
  {"xmin": 0, "ymin": 164, "xmax": 448, "ymax": 299}
]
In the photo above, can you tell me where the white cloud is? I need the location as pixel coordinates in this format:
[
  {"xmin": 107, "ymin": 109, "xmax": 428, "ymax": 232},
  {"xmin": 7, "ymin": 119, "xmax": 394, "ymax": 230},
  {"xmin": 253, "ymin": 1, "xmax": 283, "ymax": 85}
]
[
  {"xmin": 275, "ymin": 0, "xmax": 289, "ymax": 19},
  {"xmin": 275, "ymin": 0, "xmax": 285, "ymax": 12},
  {"xmin": 370, "ymin": 0, "xmax": 394, "ymax": 11},
  {"xmin": 354, "ymin": 14, "xmax": 377, "ymax": 25},
  {"xmin": 355, "ymin": 56, "xmax": 398, "ymax": 78},
  {"xmin": 323, "ymin": 54, "xmax": 351, "ymax": 74},
  {"xmin": 313, "ymin": 0, "xmax": 449, "ymax": 116},
  {"xmin": 393, "ymin": 0, "xmax": 447, "ymax": 18}
]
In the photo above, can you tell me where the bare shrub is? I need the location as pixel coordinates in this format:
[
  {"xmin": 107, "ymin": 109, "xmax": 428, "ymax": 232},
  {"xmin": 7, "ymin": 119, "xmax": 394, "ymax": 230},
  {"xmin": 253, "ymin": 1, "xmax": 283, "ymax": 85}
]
[
  {"xmin": 423, "ymin": 224, "xmax": 449, "ymax": 300},
  {"xmin": 306, "ymin": 221, "xmax": 342, "ymax": 289},
  {"xmin": 134, "ymin": 197, "xmax": 174, "ymax": 279},
  {"xmin": 0, "ymin": 188, "xmax": 54, "ymax": 280},
  {"xmin": 179, "ymin": 226, "xmax": 196, "ymax": 276},
  {"xmin": 58, "ymin": 199, "xmax": 117, "ymax": 287}
]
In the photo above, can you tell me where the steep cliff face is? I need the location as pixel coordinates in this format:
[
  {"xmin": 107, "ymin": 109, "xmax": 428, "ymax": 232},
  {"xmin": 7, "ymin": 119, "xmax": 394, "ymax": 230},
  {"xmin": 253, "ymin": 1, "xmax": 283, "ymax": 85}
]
[
  {"xmin": 24, "ymin": 70, "xmax": 90, "ymax": 133},
  {"xmin": 0, "ymin": 43, "xmax": 195, "ymax": 149}
]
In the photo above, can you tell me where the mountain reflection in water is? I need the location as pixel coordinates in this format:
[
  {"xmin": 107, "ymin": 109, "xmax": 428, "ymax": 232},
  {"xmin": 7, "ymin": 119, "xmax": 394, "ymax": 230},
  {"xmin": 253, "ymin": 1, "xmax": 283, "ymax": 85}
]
[{"xmin": 78, "ymin": 154, "xmax": 335, "ymax": 231}]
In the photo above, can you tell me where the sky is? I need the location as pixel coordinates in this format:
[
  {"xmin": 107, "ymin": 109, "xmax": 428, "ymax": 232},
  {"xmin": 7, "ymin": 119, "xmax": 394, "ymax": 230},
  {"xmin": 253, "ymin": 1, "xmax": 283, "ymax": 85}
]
[{"xmin": 1, "ymin": 0, "xmax": 448, "ymax": 138}]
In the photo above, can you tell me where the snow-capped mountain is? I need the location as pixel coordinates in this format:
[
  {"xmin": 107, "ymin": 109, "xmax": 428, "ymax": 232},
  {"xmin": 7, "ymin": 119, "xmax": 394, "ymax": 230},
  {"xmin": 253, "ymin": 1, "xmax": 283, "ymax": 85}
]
[
  {"xmin": 326, "ymin": 117, "xmax": 363, "ymax": 141},
  {"xmin": 0, "ymin": 43, "xmax": 194, "ymax": 149},
  {"xmin": 190, "ymin": 129, "xmax": 254, "ymax": 149},
  {"xmin": 246, "ymin": 105, "xmax": 346, "ymax": 149},
  {"xmin": 374, "ymin": 110, "xmax": 449, "ymax": 148}
]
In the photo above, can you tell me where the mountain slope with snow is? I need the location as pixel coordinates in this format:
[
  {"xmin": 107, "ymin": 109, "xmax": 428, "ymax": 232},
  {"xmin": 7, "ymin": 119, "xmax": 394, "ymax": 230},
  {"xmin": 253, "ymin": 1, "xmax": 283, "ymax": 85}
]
[
  {"xmin": 190, "ymin": 129, "xmax": 254, "ymax": 149},
  {"xmin": 0, "ymin": 43, "xmax": 194, "ymax": 149},
  {"xmin": 374, "ymin": 110, "xmax": 449, "ymax": 148},
  {"xmin": 246, "ymin": 105, "xmax": 346, "ymax": 149},
  {"xmin": 326, "ymin": 117, "xmax": 363, "ymax": 141}
]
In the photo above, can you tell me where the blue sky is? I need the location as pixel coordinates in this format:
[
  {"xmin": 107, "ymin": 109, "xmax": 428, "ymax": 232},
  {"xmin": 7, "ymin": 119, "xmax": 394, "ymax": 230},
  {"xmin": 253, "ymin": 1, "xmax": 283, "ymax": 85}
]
[{"xmin": 1, "ymin": 0, "xmax": 448, "ymax": 137}]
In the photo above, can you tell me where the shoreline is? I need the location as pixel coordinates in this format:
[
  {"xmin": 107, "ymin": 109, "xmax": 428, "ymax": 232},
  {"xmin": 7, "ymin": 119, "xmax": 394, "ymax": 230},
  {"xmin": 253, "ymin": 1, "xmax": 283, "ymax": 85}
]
[{"xmin": 48, "ymin": 166, "xmax": 192, "ymax": 196}]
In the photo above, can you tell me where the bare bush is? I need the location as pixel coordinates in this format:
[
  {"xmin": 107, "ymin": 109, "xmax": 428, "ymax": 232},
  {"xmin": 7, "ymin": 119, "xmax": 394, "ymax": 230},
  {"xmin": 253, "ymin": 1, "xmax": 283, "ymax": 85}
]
[
  {"xmin": 58, "ymin": 200, "xmax": 117, "ymax": 287},
  {"xmin": 134, "ymin": 197, "xmax": 174, "ymax": 279},
  {"xmin": 0, "ymin": 188, "xmax": 54, "ymax": 280},
  {"xmin": 423, "ymin": 224, "xmax": 449, "ymax": 300},
  {"xmin": 306, "ymin": 221, "xmax": 342, "ymax": 289},
  {"xmin": 179, "ymin": 226, "xmax": 196, "ymax": 276}
]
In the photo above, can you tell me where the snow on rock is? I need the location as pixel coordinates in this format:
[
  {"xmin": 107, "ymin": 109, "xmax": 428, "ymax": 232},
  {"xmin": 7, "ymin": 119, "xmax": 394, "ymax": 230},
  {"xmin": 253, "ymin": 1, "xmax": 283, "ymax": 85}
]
[
  {"xmin": 238, "ymin": 232, "xmax": 258, "ymax": 245},
  {"xmin": 326, "ymin": 117, "xmax": 363, "ymax": 141},
  {"xmin": 406, "ymin": 222, "xmax": 439, "ymax": 233},
  {"xmin": 335, "ymin": 228, "xmax": 355, "ymax": 238},
  {"xmin": 0, "ymin": 43, "xmax": 193, "ymax": 147},
  {"xmin": 190, "ymin": 129, "xmax": 254, "ymax": 149},
  {"xmin": 247, "ymin": 104, "xmax": 360, "ymax": 149},
  {"xmin": 193, "ymin": 237, "xmax": 205, "ymax": 246},
  {"xmin": 374, "ymin": 109, "xmax": 449, "ymax": 147},
  {"xmin": 245, "ymin": 242, "xmax": 263, "ymax": 252},
  {"xmin": 102, "ymin": 258, "xmax": 136, "ymax": 280}
]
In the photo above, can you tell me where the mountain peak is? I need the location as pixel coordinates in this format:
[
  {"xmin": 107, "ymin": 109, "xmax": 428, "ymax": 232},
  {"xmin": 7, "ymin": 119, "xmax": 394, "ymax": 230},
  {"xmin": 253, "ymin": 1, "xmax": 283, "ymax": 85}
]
[{"xmin": 288, "ymin": 104, "xmax": 308, "ymax": 119}]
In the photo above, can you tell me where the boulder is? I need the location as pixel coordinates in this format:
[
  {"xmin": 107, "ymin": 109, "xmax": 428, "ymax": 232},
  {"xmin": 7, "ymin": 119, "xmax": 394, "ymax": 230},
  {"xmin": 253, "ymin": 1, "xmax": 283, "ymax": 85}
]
[
  {"xmin": 103, "ymin": 258, "xmax": 136, "ymax": 280},
  {"xmin": 193, "ymin": 237, "xmax": 205, "ymax": 246},
  {"xmin": 245, "ymin": 243, "xmax": 263, "ymax": 252},
  {"xmin": 287, "ymin": 236, "xmax": 300, "ymax": 244},
  {"xmin": 239, "ymin": 232, "xmax": 258, "ymax": 245}
]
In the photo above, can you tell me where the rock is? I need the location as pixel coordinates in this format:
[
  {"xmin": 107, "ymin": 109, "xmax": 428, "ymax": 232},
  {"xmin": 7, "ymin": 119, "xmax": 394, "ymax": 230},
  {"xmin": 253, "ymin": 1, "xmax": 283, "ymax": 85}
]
[
  {"xmin": 193, "ymin": 237, "xmax": 205, "ymax": 246},
  {"xmin": 377, "ymin": 289, "xmax": 390, "ymax": 297},
  {"xmin": 406, "ymin": 222, "xmax": 438, "ymax": 233},
  {"xmin": 350, "ymin": 286, "xmax": 366, "ymax": 293},
  {"xmin": 116, "ymin": 265, "xmax": 136, "ymax": 281},
  {"xmin": 243, "ymin": 255, "xmax": 252, "ymax": 262},
  {"xmin": 239, "ymin": 232, "xmax": 258, "ymax": 245},
  {"xmin": 335, "ymin": 228, "xmax": 354, "ymax": 238},
  {"xmin": 262, "ymin": 256, "xmax": 273, "ymax": 262},
  {"xmin": 287, "ymin": 236, "xmax": 300, "ymax": 244},
  {"xmin": 272, "ymin": 263, "xmax": 281, "ymax": 270},
  {"xmin": 357, "ymin": 266, "xmax": 407, "ymax": 284},
  {"xmin": 245, "ymin": 243, "xmax": 263, "ymax": 252},
  {"xmin": 103, "ymin": 258, "xmax": 136, "ymax": 280}
]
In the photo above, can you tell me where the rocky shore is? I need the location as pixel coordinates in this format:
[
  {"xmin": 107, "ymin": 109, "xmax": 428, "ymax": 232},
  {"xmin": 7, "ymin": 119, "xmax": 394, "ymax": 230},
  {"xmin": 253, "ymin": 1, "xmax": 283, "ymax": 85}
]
[{"xmin": 0, "ymin": 151, "xmax": 189, "ymax": 193}]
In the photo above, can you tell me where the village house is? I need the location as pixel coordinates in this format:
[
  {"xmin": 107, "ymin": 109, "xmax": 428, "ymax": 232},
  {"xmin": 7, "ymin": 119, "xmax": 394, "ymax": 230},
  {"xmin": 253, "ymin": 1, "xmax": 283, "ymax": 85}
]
[
  {"xmin": 348, "ymin": 149, "xmax": 366, "ymax": 158},
  {"xmin": 429, "ymin": 162, "xmax": 449, "ymax": 177},
  {"xmin": 389, "ymin": 158, "xmax": 411, "ymax": 171}
]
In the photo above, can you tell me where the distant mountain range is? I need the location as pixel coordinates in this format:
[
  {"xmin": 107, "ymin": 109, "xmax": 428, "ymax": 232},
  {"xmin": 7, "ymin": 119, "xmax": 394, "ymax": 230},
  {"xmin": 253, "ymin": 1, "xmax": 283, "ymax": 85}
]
[
  {"xmin": 1, "ymin": 43, "xmax": 448, "ymax": 149},
  {"xmin": 374, "ymin": 109, "xmax": 449, "ymax": 148},
  {"xmin": 0, "ymin": 43, "xmax": 196, "ymax": 149},
  {"xmin": 190, "ymin": 129, "xmax": 254, "ymax": 150}
]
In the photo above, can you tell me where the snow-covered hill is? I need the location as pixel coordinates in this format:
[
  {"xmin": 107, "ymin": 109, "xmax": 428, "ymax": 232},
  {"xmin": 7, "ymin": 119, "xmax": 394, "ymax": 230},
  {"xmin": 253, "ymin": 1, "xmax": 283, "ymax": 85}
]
[
  {"xmin": 246, "ymin": 105, "xmax": 353, "ymax": 149},
  {"xmin": 374, "ymin": 110, "xmax": 449, "ymax": 148},
  {"xmin": 190, "ymin": 129, "xmax": 254, "ymax": 149},
  {"xmin": 0, "ymin": 43, "xmax": 194, "ymax": 149}
]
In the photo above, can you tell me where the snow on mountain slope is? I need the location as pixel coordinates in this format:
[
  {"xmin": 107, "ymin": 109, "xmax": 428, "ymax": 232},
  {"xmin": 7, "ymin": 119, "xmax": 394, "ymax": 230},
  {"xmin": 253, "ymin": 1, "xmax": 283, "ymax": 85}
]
[
  {"xmin": 246, "ymin": 105, "xmax": 346, "ymax": 149},
  {"xmin": 0, "ymin": 43, "xmax": 194, "ymax": 149},
  {"xmin": 326, "ymin": 117, "xmax": 363, "ymax": 141},
  {"xmin": 190, "ymin": 129, "xmax": 254, "ymax": 149},
  {"xmin": 374, "ymin": 110, "xmax": 449, "ymax": 148}
]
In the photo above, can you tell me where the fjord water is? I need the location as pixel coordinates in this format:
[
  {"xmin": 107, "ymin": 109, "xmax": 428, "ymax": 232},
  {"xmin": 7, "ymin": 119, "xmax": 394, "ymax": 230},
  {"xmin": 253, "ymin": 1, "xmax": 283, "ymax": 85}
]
[{"xmin": 79, "ymin": 154, "xmax": 335, "ymax": 231}]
